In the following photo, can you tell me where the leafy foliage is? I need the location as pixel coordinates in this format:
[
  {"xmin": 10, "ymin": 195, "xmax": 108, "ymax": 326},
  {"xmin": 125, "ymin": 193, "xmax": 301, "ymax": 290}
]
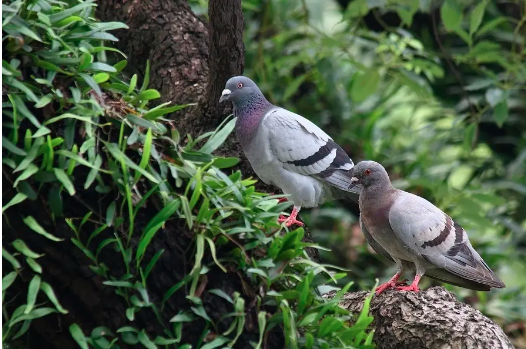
[
  {"xmin": 193, "ymin": 0, "xmax": 524, "ymax": 344},
  {"xmin": 2, "ymin": 0, "xmax": 376, "ymax": 348}
]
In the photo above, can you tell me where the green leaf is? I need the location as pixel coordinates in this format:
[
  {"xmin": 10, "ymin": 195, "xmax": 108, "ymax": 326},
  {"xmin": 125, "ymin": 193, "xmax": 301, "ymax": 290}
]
[
  {"xmin": 283, "ymin": 74, "xmax": 307, "ymax": 100},
  {"xmin": 200, "ymin": 116, "xmax": 236, "ymax": 154},
  {"xmin": 54, "ymin": 168, "xmax": 76, "ymax": 196},
  {"xmin": 14, "ymin": 137, "xmax": 44, "ymax": 173},
  {"xmin": 26, "ymin": 258, "xmax": 42, "ymax": 274},
  {"xmin": 140, "ymin": 60, "xmax": 150, "ymax": 92},
  {"xmin": 40, "ymin": 282, "xmax": 68, "ymax": 314},
  {"xmin": 441, "ymin": 0, "xmax": 463, "ymax": 32},
  {"xmin": 23, "ymin": 216, "xmax": 63, "ymax": 241},
  {"xmin": 9, "ymin": 308, "xmax": 57, "ymax": 327},
  {"xmin": 350, "ymin": 70, "xmax": 380, "ymax": 102},
  {"xmin": 93, "ymin": 73, "xmax": 110, "ymax": 83},
  {"xmin": 205, "ymin": 236, "xmax": 227, "ymax": 273},
  {"xmin": 209, "ymin": 289, "xmax": 233, "ymax": 304},
  {"xmin": 143, "ymin": 249, "xmax": 164, "ymax": 279},
  {"xmin": 12, "ymin": 239, "xmax": 43, "ymax": 259},
  {"xmin": 134, "ymin": 128, "xmax": 152, "ymax": 183},
  {"xmin": 143, "ymin": 103, "xmax": 194, "ymax": 120},
  {"xmin": 137, "ymin": 89, "xmax": 161, "ymax": 101},
  {"xmin": 201, "ymin": 337, "xmax": 229, "ymax": 349},
  {"xmin": 13, "ymin": 164, "xmax": 39, "ymax": 187},
  {"xmin": 463, "ymin": 123, "xmax": 476, "ymax": 151},
  {"xmin": 25, "ymin": 275, "xmax": 42, "ymax": 314},
  {"xmin": 3, "ymin": 247, "xmax": 21, "ymax": 269},
  {"xmin": 128, "ymin": 74, "xmax": 137, "ymax": 95},
  {"xmin": 56, "ymin": 150, "xmax": 109, "ymax": 173},
  {"xmin": 78, "ymin": 73, "xmax": 102, "ymax": 96},
  {"xmin": 3, "ymin": 193, "xmax": 27, "ymax": 212},
  {"xmin": 69, "ymin": 323, "xmax": 89, "ymax": 349},
  {"xmin": 211, "ymin": 157, "xmax": 239, "ymax": 168},
  {"xmin": 476, "ymin": 17, "xmax": 507, "ymax": 37},
  {"xmin": 136, "ymin": 199, "xmax": 180, "ymax": 262},
  {"xmin": 154, "ymin": 336, "xmax": 178, "ymax": 345},
  {"xmin": 493, "ymin": 100, "xmax": 508, "ymax": 128},
  {"xmin": 2, "ymin": 136, "xmax": 26, "ymax": 156},
  {"xmin": 169, "ymin": 312, "xmax": 194, "ymax": 323},
  {"xmin": 180, "ymin": 195, "xmax": 193, "ymax": 229},
  {"xmin": 35, "ymin": 95, "xmax": 53, "ymax": 108},
  {"xmin": 138, "ymin": 330, "xmax": 157, "ymax": 349},
  {"xmin": 104, "ymin": 142, "xmax": 158, "ymax": 183},
  {"xmin": 106, "ymin": 202, "xmax": 116, "ymax": 227},
  {"xmin": 103, "ymin": 280, "xmax": 134, "ymax": 288},
  {"xmin": 49, "ymin": 2, "xmax": 97, "ymax": 23},
  {"xmin": 86, "ymin": 62, "xmax": 117, "ymax": 72},
  {"xmin": 2, "ymin": 271, "xmax": 17, "ymax": 291},
  {"xmin": 469, "ymin": 1, "xmax": 486, "ymax": 35}
]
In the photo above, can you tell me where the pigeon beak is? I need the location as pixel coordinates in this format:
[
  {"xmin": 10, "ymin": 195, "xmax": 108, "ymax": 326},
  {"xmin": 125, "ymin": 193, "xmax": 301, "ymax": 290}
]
[
  {"xmin": 351, "ymin": 177, "xmax": 359, "ymax": 183},
  {"xmin": 219, "ymin": 89, "xmax": 231, "ymax": 103}
]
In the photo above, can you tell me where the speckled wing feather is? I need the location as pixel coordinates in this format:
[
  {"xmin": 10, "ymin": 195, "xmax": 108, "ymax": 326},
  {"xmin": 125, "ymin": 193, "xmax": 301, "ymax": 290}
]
[
  {"xmin": 263, "ymin": 107, "xmax": 357, "ymax": 193},
  {"xmin": 387, "ymin": 192, "xmax": 505, "ymax": 288}
]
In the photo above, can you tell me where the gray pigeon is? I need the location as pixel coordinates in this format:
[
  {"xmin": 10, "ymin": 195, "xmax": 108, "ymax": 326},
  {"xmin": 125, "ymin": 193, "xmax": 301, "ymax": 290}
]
[
  {"xmin": 219, "ymin": 76, "xmax": 359, "ymax": 226},
  {"xmin": 351, "ymin": 160, "xmax": 505, "ymax": 294}
]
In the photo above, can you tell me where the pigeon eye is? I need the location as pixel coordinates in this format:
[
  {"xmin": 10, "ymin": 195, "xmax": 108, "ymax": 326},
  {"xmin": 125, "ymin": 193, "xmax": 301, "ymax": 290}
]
[
  {"xmin": 364, "ymin": 169, "xmax": 372, "ymax": 176},
  {"xmin": 236, "ymin": 82, "xmax": 243, "ymax": 89}
]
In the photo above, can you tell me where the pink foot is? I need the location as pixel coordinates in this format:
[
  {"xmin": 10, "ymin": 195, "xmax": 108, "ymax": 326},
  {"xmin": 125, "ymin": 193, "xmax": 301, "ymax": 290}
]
[
  {"xmin": 375, "ymin": 273, "xmax": 407, "ymax": 295},
  {"xmin": 395, "ymin": 284, "xmax": 420, "ymax": 292},
  {"xmin": 277, "ymin": 197, "xmax": 288, "ymax": 203},
  {"xmin": 375, "ymin": 281, "xmax": 397, "ymax": 295},
  {"xmin": 395, "ymin": 275, "xmax": 421, "ymax": 292},
  {"xmin": 277, "ymin": 215, "xmax": 304, "ymax": 227}
]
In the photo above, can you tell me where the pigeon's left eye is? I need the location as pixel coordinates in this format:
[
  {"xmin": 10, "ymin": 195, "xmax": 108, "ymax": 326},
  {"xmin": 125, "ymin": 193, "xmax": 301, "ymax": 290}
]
[
  {"xmin": 364, "ymin": 169, "xmax": 372, "ymax": 176},
  {"xmin": 237, "ymin": 82, "xmax": 243, "ymax": 89}
]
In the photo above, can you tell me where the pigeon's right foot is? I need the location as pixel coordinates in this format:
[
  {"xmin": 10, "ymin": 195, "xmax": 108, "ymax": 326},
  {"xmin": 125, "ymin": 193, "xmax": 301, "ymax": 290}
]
[
  {"xmin": 277, "ymin": 206, "xmax": 303, "ymax": 227},
  {"xmin": 375, "ymin": 272, "xmax": 404, "ymax": 295}
]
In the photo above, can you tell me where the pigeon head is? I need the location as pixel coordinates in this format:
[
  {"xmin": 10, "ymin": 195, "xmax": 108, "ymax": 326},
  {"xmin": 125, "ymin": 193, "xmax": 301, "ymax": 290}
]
[
  {"xmin": 351, "ymin": 161, "xmax": 391, "ymax": 188},
  {"xmin": 219, "ymin": 76, "xmax": 263, "ymax": 104}
]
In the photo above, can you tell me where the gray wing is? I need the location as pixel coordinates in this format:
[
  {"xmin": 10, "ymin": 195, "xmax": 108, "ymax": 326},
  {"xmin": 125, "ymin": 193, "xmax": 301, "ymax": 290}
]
[
  {"xmin": 388, "ymin": 192, "xmax": 505, "ymax": 289},
  {"xmin": 360, "ymin": 216, "xmax": 394, "ymax": 262},
  {"xmin": 263, "ymin": 108, "xmax": 358, "ymax": 193}
]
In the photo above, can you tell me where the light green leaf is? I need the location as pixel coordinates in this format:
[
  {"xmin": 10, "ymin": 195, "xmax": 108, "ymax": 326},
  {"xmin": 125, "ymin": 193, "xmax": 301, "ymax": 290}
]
[
  {"xmin": 10, "ymin": 308, "xmax": 56, "ymax": 327},
  {"xmin": 25, "ymin": 275, "xmax": 41, "ymax": 314},
  {"xmin": 78, "ymin": 73, "xmax": 102, "ymax": 96},
  {"xmin": 2, "ymin": 271, "xmax": 17, "ymax": 291},
  {"xmin": 69, "ymin": 323, "xmax": 89, "ymax": 349},
  {"xmin": 2, "ymin": 136, "xmax": 26, "ymax": 156},
  {"xmin": 23, "ymin": 216, "xmax": 63, "ymax": 241},
  {"xmin": 26, "ymin": 258, "xmax": 42, "ymax": 274},
  {"xmin": 350, "ymin": 70, "xmax": 380, "ymax": 102},
  {"xmin": 13, "ymin": 164, "xmax": 39, "ymax": 187},
  {"xmin": 137, "ymin": 330, "xmax": 157, "ymax": 349},
  {"xmin": 86, "ymin": 62, "xmax": 117, "ymax": 72},
  {"xmin": 40, "ymin": 282, "xmax": 68, "ymax": 314},
  {"xmin": 54, "ymin": 168, "xmax": 76, "ymax": 196},
  {"xmin": 3, "ymin": 193, "xmax": 27, "ymax": 212},
  {"xmin": 200, "ymin": 116, "xmax": 236, "ymax": 154},
  {"xmin": 469, "ymin": 1, "xmax": 486, "ymax": 35},
  {"xmin": 12, "ymin": 239, "xmax": 43, "ymax": 259},
  {"xmin": 104, "ymin": 142, "xmax": 158, "ymax": 183},
  {"xmin": 137, "ymin": 89, "xmax": 160, "ymax": 101},
  {"xmin": 493, "ymin": 100, "xmax": 508, "ymax": 128},
  {"xmin": 3, "ymin": 248, "xmax": 21, "ymax": 269},
  {"xmin": 441, "ymin": 0, "xmax": 463, "ymax": 32}
]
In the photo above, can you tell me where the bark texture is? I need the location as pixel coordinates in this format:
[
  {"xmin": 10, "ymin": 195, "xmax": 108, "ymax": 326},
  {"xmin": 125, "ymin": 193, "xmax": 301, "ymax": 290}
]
[
  {"xmin": 327, "ymin": 286, "xmax": 514, "ymax": 349},
  {"xmin": 97, "ymin": 0, "xmax": 209, "ymax": 129}
]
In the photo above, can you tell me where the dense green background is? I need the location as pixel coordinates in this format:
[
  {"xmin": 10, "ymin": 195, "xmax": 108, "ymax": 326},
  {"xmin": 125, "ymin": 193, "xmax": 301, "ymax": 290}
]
[{"xmin": 193, "ymin": 0, "xmax": 526, "ymax": 344}]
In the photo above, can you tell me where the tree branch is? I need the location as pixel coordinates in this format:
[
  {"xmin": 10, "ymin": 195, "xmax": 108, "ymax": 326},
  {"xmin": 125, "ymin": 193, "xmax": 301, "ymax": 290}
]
[{"xmin": 327, "ymin": 287, "xmax": 513, "ymax": 349}]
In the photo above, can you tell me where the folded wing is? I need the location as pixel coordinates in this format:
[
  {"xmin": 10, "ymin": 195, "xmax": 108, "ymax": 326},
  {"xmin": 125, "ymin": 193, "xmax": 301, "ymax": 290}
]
[
  {"xmin": 264, "ymin": 108, "xmax": 358, "ymax": 193},
  {"xmin": 388, "ymin": 192, "xmax": 504, "ymax": 289}
]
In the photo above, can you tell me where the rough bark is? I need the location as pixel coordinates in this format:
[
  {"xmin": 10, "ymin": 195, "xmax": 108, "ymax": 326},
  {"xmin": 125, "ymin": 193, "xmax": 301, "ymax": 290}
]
[
  {"xmin": 97, "ymin": 0, "xmax": 209, "ymax": 130},
  {"xmin": 327, "ymin": 286, "xmax": 514, "ymax": 349}
]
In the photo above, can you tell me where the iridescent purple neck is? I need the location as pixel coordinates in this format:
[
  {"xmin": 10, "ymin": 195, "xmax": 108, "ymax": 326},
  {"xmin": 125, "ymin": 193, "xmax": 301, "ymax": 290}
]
[{"xmin": 233, "ymin": 93, "xmax": 273, "ymax": 146}]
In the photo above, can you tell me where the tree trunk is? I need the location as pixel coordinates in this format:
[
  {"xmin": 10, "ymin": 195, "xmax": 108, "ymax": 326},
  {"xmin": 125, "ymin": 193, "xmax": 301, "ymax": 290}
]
[{"xmin": 327, "ymin": 287, "xmax": 514, "ymax": 349}]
